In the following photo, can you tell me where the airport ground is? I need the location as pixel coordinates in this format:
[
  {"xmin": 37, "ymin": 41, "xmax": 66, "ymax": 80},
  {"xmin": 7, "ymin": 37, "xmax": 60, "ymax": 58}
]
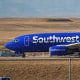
[
  {"xmin": 0, "ymin": 60, "xmax": 80, "ymax": 80},
  {"xmin": 0, "ymin": 18, "xmax": 80, "ymax": 80}
]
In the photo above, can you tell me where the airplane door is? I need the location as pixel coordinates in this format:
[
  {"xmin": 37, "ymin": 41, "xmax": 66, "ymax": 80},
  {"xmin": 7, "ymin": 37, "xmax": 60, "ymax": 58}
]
[{"xmin": 24, "ymin": 36, "xmax": 29, "ymax": 46}]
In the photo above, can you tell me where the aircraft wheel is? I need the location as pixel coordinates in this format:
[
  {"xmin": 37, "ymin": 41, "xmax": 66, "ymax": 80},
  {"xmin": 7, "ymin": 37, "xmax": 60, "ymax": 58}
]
[{"xmin": 22, "ymin": 53, "xmax": 25, "ymax": 57}]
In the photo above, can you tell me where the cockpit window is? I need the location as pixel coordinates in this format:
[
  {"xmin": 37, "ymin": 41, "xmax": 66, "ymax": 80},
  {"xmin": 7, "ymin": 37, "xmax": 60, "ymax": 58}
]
[{"xmin": 12, "ymin": 39, "xmax": 18, "ymax": 42}]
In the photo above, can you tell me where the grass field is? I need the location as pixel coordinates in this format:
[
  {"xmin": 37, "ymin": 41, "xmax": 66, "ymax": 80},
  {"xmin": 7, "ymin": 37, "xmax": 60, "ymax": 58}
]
[{"xmin": 0, "ymin": 61, "xmax": 80, "ymax": 80}]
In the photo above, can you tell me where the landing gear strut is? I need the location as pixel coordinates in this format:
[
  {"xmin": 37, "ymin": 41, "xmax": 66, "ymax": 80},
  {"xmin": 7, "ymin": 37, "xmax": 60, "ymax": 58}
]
[
  {"xmin": 15, "ymin": 51, "xmax": 26, "ymax": 57},
  {"xmin": 22, "ymin": 53, "xmax": 25, "ymax": 57}
]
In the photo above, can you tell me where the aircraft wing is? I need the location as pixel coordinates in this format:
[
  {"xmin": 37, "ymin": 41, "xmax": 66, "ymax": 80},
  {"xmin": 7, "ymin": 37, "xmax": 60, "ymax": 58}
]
[{"xmin": 56, "ymin": 43, "xmax": 80, "ymax": 49}]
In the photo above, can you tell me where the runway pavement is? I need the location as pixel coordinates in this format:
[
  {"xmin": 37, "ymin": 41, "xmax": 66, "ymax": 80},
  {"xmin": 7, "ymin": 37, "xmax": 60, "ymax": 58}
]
[{"xmin": 0, "ymin": 57, "xmax": 80, "ymax": 61}]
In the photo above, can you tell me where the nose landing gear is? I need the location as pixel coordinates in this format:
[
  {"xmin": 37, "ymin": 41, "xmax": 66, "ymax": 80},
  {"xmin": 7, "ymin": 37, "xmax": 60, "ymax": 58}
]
[
  {"xmin": 15, "ymin": 51, "xmax": 26, "ymax": 57},
  {"xmin": 22, "ymin": 53, "xmax": 26, "ymax": 57}
]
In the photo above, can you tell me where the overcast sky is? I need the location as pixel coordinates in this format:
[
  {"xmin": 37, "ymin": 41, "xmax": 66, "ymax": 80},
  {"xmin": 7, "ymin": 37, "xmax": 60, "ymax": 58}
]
[{"xmin": 0, "ymin": 0, "xmax": 80, "ymax": 17}]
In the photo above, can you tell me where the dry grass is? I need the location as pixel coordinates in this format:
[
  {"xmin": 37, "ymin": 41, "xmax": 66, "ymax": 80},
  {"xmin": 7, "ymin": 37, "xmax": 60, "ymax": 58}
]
[{"xmin": 0, "ymin": 61, "xmax": 80, "ymax": 80}]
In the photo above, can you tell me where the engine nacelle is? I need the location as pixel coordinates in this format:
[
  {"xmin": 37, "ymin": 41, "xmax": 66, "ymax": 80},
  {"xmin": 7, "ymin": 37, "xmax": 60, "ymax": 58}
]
[{"xmin": 49, "ymin": 46, "xmax": 68, "ymax": 56}]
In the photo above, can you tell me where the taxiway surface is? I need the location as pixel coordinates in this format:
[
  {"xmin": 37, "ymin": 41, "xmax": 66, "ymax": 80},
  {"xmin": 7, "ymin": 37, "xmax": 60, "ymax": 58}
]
[{"xmin": 0, "ymin": 57, "xmax": 80, "ymax": 61}]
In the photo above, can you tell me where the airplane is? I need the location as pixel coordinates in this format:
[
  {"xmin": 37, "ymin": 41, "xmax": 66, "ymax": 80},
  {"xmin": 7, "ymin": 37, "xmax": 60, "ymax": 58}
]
[{"xmin": 5, "ymin": 32, "xmax": 80, "ymax": 56}]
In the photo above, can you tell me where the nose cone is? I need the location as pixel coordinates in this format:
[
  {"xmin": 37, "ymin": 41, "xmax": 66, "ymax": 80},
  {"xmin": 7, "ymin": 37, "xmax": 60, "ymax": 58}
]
[
  {"xmin": 5, "ymin": 43, "xmax": 11, "ymax": 49},
  {"xmin": 5, "ymin": 42, "xmax": 21, "ymax": 51},
  {"xmin": 5, "ymin": 42, "xmax": 15, "ymax": 50}
]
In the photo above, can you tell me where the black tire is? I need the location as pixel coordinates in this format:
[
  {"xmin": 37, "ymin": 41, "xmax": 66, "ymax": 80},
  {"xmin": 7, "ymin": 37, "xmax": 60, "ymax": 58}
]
[{"xmin": 22, "ymin": 54, "xmax": 25, "ymax": 57}]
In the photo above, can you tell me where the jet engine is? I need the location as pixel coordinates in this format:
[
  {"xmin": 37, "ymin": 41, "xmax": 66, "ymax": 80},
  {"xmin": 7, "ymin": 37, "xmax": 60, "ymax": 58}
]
[{"xmin": 49, "ymin": 46, "xmax": 68, "ymax": 56}]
